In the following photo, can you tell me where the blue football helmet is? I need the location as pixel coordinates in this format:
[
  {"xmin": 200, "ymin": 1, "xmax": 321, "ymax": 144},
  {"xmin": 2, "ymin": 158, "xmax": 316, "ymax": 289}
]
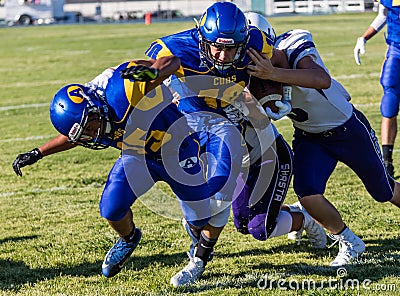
[
  {"xmin": 49, "ymin": 84, "xmax": 112, "ymax": 149},
  {"xmin": 197, "ymin": 2, "xmax": 249, "ymax": 76}
]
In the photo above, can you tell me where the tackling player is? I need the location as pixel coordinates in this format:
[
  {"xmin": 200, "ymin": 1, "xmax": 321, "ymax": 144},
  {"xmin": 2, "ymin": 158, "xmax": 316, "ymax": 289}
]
[
  {"xmin": 12, "ymin": 56, "xmax": 213, "ymax": 279},
  {"xmin": 230, "ymin": 13, "xmax": 327, "ymax": 252},
  {"xmin": 246, "ymin": 13, "xmax": 400, "ymax": 267},
  {"xmin": 354, "ymin": 1, "xmax": 400, "ymax": 178}
]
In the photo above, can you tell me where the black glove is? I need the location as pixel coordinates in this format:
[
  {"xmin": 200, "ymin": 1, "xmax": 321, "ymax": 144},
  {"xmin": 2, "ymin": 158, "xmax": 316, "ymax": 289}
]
[
  {"xmin": 12, "ymin": 148, "xmax": 43, "ymax": 177},
  {"xmin": 120, "ymin": 65, "xmax": 159, "ymax": 82}
]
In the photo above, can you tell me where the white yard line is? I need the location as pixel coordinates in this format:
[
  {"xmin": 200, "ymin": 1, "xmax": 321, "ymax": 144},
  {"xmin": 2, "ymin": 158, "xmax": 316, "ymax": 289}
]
[
  {"xmin": 1, "ymin": 80, "xmax": 66, "ymax": 88},
  {"xmin": 353, "ymin": 102, "xmax": 380, "ymax": 107},
  {"xmin": 333, "ymin": 73, "xmax": 381, "ymax": 80},
  {"xmin": 0, "ymin": 103, "xmax": 48, "ymax": 111},
  {"xmin": 0, "ymin": 186, "xmax": 99, "ymax": 198},
  {"xmin": 0, "ymin": 135, "xmax": 54, "ymax": 143}
]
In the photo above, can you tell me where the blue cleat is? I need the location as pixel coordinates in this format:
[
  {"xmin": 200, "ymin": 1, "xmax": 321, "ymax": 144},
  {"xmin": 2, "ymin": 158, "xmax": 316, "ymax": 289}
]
[{"xmin": 101, "ymin": 228, "xmax": 142, "ymax": 278}]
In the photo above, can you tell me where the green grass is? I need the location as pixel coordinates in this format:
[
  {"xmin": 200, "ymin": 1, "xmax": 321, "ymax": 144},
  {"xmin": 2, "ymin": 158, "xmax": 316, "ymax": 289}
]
[{"xmin": 1, "ymin": 13, "xmax": 399, "ymax": 295}]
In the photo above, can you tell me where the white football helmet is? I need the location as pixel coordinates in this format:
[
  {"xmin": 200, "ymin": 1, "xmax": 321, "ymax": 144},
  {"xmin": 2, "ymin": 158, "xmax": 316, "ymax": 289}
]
[{"xmin": 245, "ymin": 12, "xmax": 275, "ymax": 44}]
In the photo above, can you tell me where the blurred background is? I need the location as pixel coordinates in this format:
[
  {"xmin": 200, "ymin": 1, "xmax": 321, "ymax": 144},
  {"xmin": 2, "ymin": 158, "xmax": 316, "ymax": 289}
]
[{"xmin": 0, "ymin": 0, "xmax": 378, "ymax": 27}]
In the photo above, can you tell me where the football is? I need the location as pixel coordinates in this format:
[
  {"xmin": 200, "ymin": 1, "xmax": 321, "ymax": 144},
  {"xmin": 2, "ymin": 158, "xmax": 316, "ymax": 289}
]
[{"xmin": 248, "ymin": 76, "xmax": 283, "ymax": 113}]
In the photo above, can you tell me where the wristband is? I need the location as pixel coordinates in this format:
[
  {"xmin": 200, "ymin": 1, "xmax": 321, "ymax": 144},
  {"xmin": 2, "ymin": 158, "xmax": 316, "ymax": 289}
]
[{"xmin": 283, "ymin": 86, "xmax": 292, "ymax": 101}]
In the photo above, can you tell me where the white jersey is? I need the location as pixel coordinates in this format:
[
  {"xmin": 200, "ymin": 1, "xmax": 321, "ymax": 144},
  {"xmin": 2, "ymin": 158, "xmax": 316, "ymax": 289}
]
[{"xmin": 275, "ymin": 29, "xmax": 353, "ymax": 133}]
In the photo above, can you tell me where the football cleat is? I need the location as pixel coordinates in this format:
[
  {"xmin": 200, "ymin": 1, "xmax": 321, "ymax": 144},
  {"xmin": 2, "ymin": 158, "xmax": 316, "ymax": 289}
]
[
  {"xmin": 101, "ymin": 228, "xmax": 142, "ymax": 278},
  {"xmin": 170, "ymin": 250, "xmax": 205, "ymax": 287},
  {"xmin": 329, "ymin": 227, "xmax": 365, "ymax": 266},
  {"xmin": 287, "ymin": 202, "xmax": 327, "ymax": 248},
  {"xmin": 182, "ymin": 217, "xmax": 214, "ymax": 261}
]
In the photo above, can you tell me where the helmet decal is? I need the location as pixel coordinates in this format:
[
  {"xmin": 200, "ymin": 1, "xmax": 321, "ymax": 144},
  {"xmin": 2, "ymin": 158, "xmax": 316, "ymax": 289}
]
[
  {"xmin": 66, "ymin": 85, "xmax": 85, "ymax": 104},
  {"xmin": 199, "ymin": 11, "xmax": 207, "ymax": 26},
  {"xmin": 215, "ymin": 38, "xmax": 235, "ymax": 45}
]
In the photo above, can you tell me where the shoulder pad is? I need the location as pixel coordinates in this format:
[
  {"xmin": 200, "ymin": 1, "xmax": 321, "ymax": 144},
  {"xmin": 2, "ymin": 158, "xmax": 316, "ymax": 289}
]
[{"xmin": 275, "ymin": 30, "xmax": 317, "ymax": 69}]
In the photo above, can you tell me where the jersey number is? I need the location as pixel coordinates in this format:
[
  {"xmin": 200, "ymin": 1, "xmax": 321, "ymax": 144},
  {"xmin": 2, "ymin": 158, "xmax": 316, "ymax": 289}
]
[
  {"xmin": 198, "ymin": 81, "xmax": 245, "ymax": 109},
  {"xmin": 288, "ymin": 108, "xmax": 309, "ymax": 122},
  {"xmin": 123, "ymin": 128, "xmax": 172, "ymax": 154}
]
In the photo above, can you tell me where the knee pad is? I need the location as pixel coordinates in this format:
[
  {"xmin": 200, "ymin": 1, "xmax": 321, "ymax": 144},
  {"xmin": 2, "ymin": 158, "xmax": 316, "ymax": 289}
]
[
  {"xmin": 99, "ymin": 198, "xmax": 127, "ymax": 221},
  {"xmin": 380, "ymin": 88, "xmax": 400, "ymax": 118},
  {"xmin": 247, "ymin": 214, "xmax": 267, "ymax": 241},
  {"xmin": 100, "ymin": 182, "xmax": 135, "ymax": 221}
]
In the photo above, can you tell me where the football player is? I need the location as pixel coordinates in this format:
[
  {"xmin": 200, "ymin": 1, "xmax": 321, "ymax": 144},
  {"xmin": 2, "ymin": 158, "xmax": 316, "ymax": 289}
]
[
  {"xmin": 12, "ymin": 56, "xmax": 213, "ymax": 279},
  {"xmin": 354, "ymin": 1, "xmax": 400, "ymax": 178},
  {"xmin": 144, "ymin": 2, "xmax": 296, "ymax": 286},
  {"xmin": 230, "ymin": 12, "xmax": 327, "ymax": 252},
  {"xmin": 247, "ymin": 13, "xmax": 400, "ymax": 266},
  {"xmin": 145, "ymin": 2, "xmax": 271, "ymax": 286}
]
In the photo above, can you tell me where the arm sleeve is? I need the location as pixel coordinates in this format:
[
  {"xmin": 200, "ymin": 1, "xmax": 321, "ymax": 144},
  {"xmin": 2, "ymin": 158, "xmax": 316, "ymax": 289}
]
[{"xmin": 370, "ymin": 4, "xmax": 387, "ymax": 32}]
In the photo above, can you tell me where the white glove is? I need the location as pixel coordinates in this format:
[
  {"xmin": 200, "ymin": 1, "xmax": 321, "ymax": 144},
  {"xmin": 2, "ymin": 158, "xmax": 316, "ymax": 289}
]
[
  {"xmin": 354, "ymin": 37, "xmax": 366, "ymax": 65},
  {"xmin": 265, "ymin": 100, "xmax": 292, "ymax": 121}
]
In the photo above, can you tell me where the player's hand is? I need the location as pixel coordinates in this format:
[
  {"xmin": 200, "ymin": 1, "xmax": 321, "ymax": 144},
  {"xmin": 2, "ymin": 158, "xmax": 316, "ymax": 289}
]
[
  {"xmin": 12, "ymin": 148, "xmax": 43, "ymax": 177},
  {"xmin": 354, "ymin": 37, "xmax": 366, "ymax": 65},
  {"xmin": 246, "ymin": 48, "xmax": 275, "ymax": 80},
  {"xmin": 120, "ymin": 65, "xmax": 159, "ymax": 81},
  {"xmin": 265, "ymin": 100, "xmax": 292, "ymax": 121}
]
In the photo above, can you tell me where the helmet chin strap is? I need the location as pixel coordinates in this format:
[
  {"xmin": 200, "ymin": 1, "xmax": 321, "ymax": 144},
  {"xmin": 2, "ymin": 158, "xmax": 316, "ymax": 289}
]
[
  {"xmin": 105, "ymin": 121, "xmax": 112, "ymax": 134},
  {"xmin": 101, "ymin": 105, "xmax": 112, "ymax": 134},
  {"xmin": 234, "ymin": 46, "xmax": 243, "ymax": 62}
]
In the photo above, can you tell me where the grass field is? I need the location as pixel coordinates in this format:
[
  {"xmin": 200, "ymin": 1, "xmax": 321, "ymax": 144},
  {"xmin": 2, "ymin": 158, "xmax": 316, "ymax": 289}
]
[{"xmin": 1, "ymin": 12, "xmax": 400, "ymax": 296}]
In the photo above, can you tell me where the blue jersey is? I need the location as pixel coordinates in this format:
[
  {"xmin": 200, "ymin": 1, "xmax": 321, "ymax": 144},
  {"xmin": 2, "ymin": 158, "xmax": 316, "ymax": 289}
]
[
  {"xmin": 97, "ymin": 61, "xmax": 194, "ymax": 158},
  {"xmin": 380, "ymin": 0, "xmax": 400, "ymax": 44},
  {"xmin": 95, "ymin": 61, "xmax": 208, "ymax": 224},
  {"xmin": 145, "ymin": 27, "xmax": 273, "ymax": 115}
]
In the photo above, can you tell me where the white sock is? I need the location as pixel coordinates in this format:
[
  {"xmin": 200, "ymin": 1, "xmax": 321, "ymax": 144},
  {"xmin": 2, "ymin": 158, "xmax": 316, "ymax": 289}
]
[{"xmin": 268, "ymin": 210, "xmax": 293, "ymax": 238}]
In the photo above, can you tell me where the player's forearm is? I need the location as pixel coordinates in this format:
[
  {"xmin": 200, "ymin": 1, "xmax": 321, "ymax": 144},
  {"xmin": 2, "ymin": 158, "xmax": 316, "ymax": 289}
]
[
  {"xmin": 153, "ymin": 56, "xmax": 180, "ymax": 79},
  {"xmin": 268, "ymin": 67, "xmax": 331, "ymax": 89},
  {"xmin": 247, "ymin": 48, "xmax": 330, "ymax": 89},
  {"xmin": 132, "ymin": 59, "xmax": 155, "ymax": 67},
  {"xmin": 359, "ymin": 4, "xmax": 386, "ymax": 41},
  {"xmin": 39, "ymin": 134, "xmax": 76, "ymax": 157},
  {"xmin": 145, "ymin": 56, "xmax": 181, "ymax": 92},
  {"xmin": 362, "ymin": 27, "xmax": 379, "ymax": 41}
]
